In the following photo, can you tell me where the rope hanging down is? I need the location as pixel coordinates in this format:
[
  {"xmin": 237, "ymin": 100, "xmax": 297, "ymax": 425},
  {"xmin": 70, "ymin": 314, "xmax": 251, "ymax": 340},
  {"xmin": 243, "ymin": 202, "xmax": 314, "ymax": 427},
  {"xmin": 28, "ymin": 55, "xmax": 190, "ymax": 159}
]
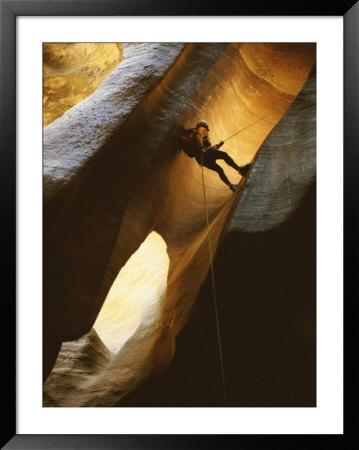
[
  {"xmin": 200, "ymin": 152, "xmax": 227, "ymax": 406},
  {"xmin": 198, "ymin": 100, "xmax": 291, "ymax": 406}
]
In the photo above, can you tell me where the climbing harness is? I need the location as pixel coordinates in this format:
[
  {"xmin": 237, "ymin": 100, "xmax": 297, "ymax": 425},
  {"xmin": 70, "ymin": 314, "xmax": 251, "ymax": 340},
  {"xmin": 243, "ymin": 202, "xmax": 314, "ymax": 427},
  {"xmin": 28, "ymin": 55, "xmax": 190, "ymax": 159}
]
[{"xmin": 199, "ymin": 100, "xmax": 292, "ymax": 406}]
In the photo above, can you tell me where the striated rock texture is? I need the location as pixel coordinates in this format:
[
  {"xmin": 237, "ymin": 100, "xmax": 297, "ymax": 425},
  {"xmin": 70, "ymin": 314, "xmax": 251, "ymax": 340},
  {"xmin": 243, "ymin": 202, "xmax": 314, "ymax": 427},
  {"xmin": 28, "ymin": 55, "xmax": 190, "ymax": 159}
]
[
  {"xmin": 43, "ymin": 43, "xmax": 316, "ymax": 406},
  {"xmin": 43, "ymin": 43, "xmax": 123, "ymax": 126},
  {"xmin": 227, "ymin": 65, "xmax": 316, "ymax": 233}
]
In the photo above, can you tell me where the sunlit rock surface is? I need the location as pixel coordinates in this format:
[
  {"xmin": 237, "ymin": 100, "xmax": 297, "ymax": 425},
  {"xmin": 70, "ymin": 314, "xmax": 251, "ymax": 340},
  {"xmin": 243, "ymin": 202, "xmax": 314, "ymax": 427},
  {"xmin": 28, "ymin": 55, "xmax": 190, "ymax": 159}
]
[
  {"xmin": 227, "ymin": 65, "xmax": 316, "ymax": 232},
  {"xmin": 93, "ymin": 231, "xmax": 169, "ymax": 356},
  {"xmin": 43, "ymin": 43, "xmax": 316, "ymax": 406},
  {"xmin": 43, "ymin": 43, "xmax": 123, "ymax": 126}
]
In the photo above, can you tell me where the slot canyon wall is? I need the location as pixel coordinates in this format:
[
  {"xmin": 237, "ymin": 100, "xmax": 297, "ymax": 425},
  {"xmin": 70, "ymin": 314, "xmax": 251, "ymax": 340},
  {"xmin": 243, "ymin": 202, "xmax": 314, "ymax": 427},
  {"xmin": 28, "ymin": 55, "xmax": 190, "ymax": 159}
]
[
  {"xmin": 43, "ymin": 43, "xmax": 123, "ymax": 126},
  {"xmin": 43, "ymin": 43, "xmax": 316, "ymax": 406}
]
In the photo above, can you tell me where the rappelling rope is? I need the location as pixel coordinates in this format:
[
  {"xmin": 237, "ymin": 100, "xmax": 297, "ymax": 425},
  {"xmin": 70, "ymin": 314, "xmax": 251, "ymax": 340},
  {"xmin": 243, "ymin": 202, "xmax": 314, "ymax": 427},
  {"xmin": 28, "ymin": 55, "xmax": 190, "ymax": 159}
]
[
  {"xmin": 200, "ymin": 151, "xmax": 227, "ymax": 406},
  {"xmin": 198, "ymin": 100, "xmax": 292, "ymax": 406},
  {"xmin": 202, "ymin": 100, "xmax": 292, "ymax": 154},
  {"xmin": 222, "ymin": 100, "xmax": 292, "ymax": 143}
]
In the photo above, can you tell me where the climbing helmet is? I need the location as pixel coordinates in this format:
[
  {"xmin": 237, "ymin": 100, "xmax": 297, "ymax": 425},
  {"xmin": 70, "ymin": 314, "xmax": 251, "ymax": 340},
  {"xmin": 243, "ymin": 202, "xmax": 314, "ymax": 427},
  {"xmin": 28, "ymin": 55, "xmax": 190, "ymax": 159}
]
[{"xmin": 196, "ymin": 120, "xmax": 210, "ymax": 131}]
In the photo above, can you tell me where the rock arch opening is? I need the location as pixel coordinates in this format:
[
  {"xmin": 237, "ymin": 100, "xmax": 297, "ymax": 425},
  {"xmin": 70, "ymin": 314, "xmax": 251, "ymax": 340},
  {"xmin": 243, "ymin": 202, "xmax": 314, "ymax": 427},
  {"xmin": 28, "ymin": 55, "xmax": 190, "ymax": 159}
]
[{"xmin": 93, "ymin": 231, "xmax": 169, "ymax": 355}]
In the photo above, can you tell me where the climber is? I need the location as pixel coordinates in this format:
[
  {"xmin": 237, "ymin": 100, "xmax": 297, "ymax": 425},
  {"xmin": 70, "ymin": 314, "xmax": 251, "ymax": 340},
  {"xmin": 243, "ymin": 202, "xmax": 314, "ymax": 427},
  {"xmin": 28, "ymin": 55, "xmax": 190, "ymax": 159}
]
[{"xmin": 180, "ymin": 120, "xmax": 251, "ymax": 192}]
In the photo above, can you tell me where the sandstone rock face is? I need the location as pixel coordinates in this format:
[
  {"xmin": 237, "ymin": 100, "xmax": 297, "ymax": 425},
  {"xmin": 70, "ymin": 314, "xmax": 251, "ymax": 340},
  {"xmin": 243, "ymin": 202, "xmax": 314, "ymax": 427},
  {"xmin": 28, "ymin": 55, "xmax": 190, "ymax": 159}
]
[
  {"xmin": 43, "ymin": 43, "xmax": 316, "ymax": 406},
  {"xmin": 43, "ymin": 43, "xmax": 123, "ymax": 126},
  {"xmin": 227, "ymin": 65, "xmax": 316, "ymax": 232}
]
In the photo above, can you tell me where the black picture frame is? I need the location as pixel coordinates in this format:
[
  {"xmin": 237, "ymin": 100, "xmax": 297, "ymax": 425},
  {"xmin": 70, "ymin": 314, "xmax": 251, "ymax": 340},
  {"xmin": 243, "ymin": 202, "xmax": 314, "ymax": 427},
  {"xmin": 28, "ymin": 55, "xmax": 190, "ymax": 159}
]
[{"xmin": 1, "ymin": 0, "xmax": 357, "ymax": 448}]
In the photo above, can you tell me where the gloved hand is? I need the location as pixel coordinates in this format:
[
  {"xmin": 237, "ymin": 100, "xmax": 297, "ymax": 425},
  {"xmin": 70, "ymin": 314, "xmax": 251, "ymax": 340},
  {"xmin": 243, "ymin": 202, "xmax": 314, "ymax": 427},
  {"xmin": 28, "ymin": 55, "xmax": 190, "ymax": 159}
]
[{"xmin": 215, "ymin": 140, "xmax": 224, "ymax": 148}]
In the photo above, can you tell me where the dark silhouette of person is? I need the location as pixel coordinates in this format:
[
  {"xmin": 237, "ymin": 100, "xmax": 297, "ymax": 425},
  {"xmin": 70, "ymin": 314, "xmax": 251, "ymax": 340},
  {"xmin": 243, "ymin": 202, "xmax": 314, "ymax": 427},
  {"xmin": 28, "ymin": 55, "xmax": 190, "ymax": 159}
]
[{"xmin": 181, "ymin": 120, "xmax": 251, "ymax": 192}]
